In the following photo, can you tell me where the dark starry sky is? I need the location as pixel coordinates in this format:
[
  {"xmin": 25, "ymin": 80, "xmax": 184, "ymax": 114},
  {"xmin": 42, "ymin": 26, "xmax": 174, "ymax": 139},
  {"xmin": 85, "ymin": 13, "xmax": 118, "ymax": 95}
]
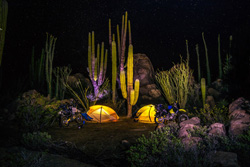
[{"xmin": 2, "ymin": 0, "xmax": 250, "ymax": 83}]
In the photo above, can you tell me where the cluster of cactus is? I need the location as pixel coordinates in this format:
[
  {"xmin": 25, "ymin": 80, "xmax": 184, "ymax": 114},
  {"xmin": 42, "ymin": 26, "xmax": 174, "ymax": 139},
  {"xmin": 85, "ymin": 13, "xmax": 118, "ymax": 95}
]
[
  {"xmin": 109, "ymin": 12, "xmax": 131, "ymax": 104},
  {"xmin": 0, "ymin": 0, "xmax": 8, "ymax": 66},
  {"xmin": 196, "ymin": 33, "xmax": 233, "ymax": 85},
  {"xmin": 87, "ymin": 31, "xmax": 108, "ymax": 101},
  {"xmin": 120, "ymin": 44, "xmax": 139, "ymax": 117}
]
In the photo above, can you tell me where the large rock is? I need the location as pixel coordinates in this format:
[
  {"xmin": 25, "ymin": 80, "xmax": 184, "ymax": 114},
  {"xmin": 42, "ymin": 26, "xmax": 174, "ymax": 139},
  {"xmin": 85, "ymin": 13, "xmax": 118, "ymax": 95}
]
[
  {"xmin": 179, "ymin": 117, "xmax": 200, "ymax": 127},
  {"xmin": 133, "ymin": 53, "xmax": 154, "ymax": 86},
  {"xmin": 67, "ymin": 73, "xmax": 92, "ymax": 89},
  {"xmin": 229, "ymin": 109, "xmax": 250, "ymax": 136},
  {"xmin": 133, "ymin": 53, "xmax": 163, "ymax": 100},
  {"xmin": 179, "ymin": 124, "xmax": 199, "ymax": 138},
  {"xmin": 228, "ymin": 97, "xmax": 250, "ymax": 136},
  {"xmin": 206, "ymin": 95, "xmax": 215, "ymax": 110},
  {"xmin": 208, "ymin": 123, "xmax": 226, "ymax": 137},
  {"xmin": 229, "ymin": 97, "xmax": 250, "ymax": 114}
]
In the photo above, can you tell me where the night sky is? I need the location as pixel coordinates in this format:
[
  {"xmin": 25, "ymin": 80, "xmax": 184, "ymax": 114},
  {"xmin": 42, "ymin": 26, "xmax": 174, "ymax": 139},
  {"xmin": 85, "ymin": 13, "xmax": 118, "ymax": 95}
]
[{"xmin": 2, "ymin": 0, "xmax": 250, "ymax": 86}]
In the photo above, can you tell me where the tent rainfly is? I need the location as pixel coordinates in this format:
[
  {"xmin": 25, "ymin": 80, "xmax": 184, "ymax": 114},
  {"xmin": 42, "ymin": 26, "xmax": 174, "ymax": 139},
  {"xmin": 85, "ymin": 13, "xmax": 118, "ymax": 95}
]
[
  {"xmin": 87, "ymin": 105, "xmax": 119, "ymax": 123},
  {"xmin": 135, "ymin": 104, "xmax": 156, "ymax": 123}
]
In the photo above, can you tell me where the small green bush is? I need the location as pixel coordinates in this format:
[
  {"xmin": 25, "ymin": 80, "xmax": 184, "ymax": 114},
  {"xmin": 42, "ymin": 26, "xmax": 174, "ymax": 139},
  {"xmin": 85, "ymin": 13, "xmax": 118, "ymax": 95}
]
[
  {"xmin": 22, "ymin": 131, "xmax": 52, "ymax": 150},
  {"xmin": 127, "ymin": 126, "xmax": 210, "ymax": 167},
  {"xmin": 17, "ymin": 105, "xmax": 58, "ymax": 132},
  {"xmin": 190, "ymin": 105, "xmax": 230, "ymax": 126}
]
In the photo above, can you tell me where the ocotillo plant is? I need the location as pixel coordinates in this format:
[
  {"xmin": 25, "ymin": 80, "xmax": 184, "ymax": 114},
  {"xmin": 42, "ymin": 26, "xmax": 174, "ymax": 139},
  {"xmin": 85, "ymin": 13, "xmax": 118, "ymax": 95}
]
[
  {"xmin": 120, "ymin": 44, "xmax": 140, "ymax": 117},
  {"xmin": 202, "ymin": 32, "xmax": 211, "ymax": 85},
  {"xmin": 45, "ymin": 33, "xmax": 57, "ymax": 99},
  {"xmin": 88, "ymin": 31, "xmax": 108, "ymax": 101},
  {"xmin": 0, "ymin": 0, "xmax": 8, "ymax": 66}
]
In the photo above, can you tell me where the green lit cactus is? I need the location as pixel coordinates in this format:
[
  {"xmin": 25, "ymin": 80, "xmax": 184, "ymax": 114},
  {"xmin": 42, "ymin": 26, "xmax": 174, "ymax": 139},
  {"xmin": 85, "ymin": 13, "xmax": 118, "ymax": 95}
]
[
  {"xmin": 120, "ymin": 44, "xmax": 140, "ymax": 117},
  {"xmin": 202, "ymin": 32, "xmax": 211, "ymax": 85},
  {"xmin": 201, "ymin": 78, "xmax": 206, "ymax": 109}
]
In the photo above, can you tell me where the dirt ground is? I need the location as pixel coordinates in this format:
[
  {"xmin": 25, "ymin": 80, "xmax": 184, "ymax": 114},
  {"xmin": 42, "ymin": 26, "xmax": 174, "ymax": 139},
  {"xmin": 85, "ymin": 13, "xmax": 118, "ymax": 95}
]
[{"xmin": 47, "ymin": 116, "xmax": 156, "ymax": 166}]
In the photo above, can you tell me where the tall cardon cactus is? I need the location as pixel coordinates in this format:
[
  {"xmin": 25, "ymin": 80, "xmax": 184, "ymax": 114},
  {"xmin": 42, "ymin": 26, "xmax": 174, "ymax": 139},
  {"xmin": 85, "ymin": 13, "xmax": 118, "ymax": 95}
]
[
  {"xmin": 88, "ymin": 31, "xmax": 108, "ymax": 101},
  {"xmin": 120, "ymin": 44, "xmax": 139, "ymax": 117},
  {"xmin": 0, "ymin": 0, "xmax": 8, "ymax": 66}
]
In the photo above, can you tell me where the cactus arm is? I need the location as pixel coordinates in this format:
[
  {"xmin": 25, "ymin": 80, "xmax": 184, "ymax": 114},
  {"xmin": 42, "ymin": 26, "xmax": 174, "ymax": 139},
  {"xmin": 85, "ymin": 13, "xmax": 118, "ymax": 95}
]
[
  {"xmin": 218, "ymin": 34, "xmax": 222, "ymax": 79},
  {"xmin": 128, "ymin": 20, "xmax": 132, "ymax": 45},
  {"xmin": 103, "ymin": 49, "xmax": 108, "ymax": 83},
  {"xmin": 201, "ymin": 78, "xmax": 206, "ymax": 109},
  {"xmin": 195, "ymin": 44, "xmax": 201, "ymax": 82},
  {"xmin": 0, "ymin": 0, "xmax": 8, "ymax": 66},
  {"xmin": 202, "ymin": 32, "xmax": 211, "ymax": 85},
  {"xmin": 117, "ymin": 24, "xmax": 121, "ymax": 62},
  {"xmin": 88, "ymin": 32, "xmax": 92, "ymax": 79},
  {"xmin": 130, "ymin": 89, "xmax": 134, "ymax": 105},
  {"xmin": 112, "ymin": 41, "xmax": 117, "ymax": 103},
  {"xmin": 131, "ymin": 79, "xmax": 140, "ymax": 105},
  {"xmin": 98, "ymin": 42, "xmax": 104, "ymax": 85},
  {"xmin": 109, "ymin": 19, "xmax": 112, "ymax": 56},
  {"xmin": 120, "ymin": 12, "xmax": 128, "ymax": 72},
  {"xmin": 91, "ymin": 31, "xmax": 95, "ymax": 81},
  {"xmin": 120, "ymin": 70, "xmax": 127, "ymax": 99},
  {"xmin": 94, "ymin": 43, "xmax": 100, "ymax": 81}
]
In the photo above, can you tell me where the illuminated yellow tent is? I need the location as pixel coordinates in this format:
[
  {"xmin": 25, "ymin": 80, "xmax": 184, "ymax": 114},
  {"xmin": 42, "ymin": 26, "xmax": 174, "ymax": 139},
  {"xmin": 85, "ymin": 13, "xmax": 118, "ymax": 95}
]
[
  {"xmin": 87, "ymin": 105, "xmax": 119, "ymax": 123},
  {"xmin": 134, "ymin": 104, "xmax": 156, "ymax": 123}
]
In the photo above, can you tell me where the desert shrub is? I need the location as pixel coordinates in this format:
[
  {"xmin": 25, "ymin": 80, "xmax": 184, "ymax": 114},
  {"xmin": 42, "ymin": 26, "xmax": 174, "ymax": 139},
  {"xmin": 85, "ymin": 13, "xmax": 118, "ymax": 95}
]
[
  {"xmin": 233, "ymin": 126, "xmax": 250, "ymax": 150},
  {"xmin": 190, "ymin": 105, "xmax": 230, "ymax": 126},
  {"xmin": 17, "ymin": 105, "xmax": 58, "ymax": 132},
  {"xmin": 155, "ymin": 58, "xmax": 195, "ymax": 109},
  {"xmin": 0, "ymin": 149, "xmax": 45, "ymax": 167},
  {"xmin": 127, "ymin": 126, "xmax": 210, "ymax": 167},
  {"xmin": 22, "ymin": 131, "xmax": 52, "ymax": 150},
  {"xmin": 188, "ymin": 126, "xmax": 234, "ymax": 152}
]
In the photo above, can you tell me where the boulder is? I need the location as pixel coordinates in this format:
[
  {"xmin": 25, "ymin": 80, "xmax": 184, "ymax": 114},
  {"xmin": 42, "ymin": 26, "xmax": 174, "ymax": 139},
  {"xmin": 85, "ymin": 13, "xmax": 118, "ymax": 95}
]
[
  {"xmin": 179, "ymin": 117, "xmax": 200, "ymax": 127},
  {"xmin": 133, "ymin": 54, "xmax": 163, "ymax": 100},
  {"xmin": 208, "ymin": 151, "xmax": 239, "ymax": 167},
  {"xmin": 229, "ymin": 109, "xmax": 250, "ymax": 136},
  {"xmin": 148, "ymin": 88, "xmax": 161, "ymax": 98},
  {"xmin": 229, "ymin": 97, "xmax": 249, "ymax": 114},
  {"xmin": 228, "ymin": 98, "xmax": 250, "ymax": 136},
  {"xmin": 133, "ymin": 53, "xmax": 155, "ymax": 86},
  {"xmin": 211, "ymin": 79, "xmax": 224, "ymax": 92},
  {"xmin": 179, "ymin": 124, "xmax": 199, "ymax": 138},
  {"xmin": 208, "ymin": 88, "xmax": 221, "ymax": 99},
  {"xmin": 206, "ymin": 95, "xmax": 215, "ymax": 110},
  {"xmin": 208, "ymin": 123, "xmax": 226, "ymax": 137},
  {"xmin": 67, "ymin": 73, "xmax": 92, "ymax": 89}
]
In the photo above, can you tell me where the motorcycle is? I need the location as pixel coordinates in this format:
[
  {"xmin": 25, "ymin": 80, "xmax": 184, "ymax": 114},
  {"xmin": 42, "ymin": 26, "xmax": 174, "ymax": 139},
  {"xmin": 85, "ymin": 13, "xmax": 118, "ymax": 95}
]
[
  {"xmin": 154, "ymin": 102, "xmax": 189, "ymax": 124},
  {"xmin": 58, "ymin": 101, "xmax": 83, "ymax": 128}
]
